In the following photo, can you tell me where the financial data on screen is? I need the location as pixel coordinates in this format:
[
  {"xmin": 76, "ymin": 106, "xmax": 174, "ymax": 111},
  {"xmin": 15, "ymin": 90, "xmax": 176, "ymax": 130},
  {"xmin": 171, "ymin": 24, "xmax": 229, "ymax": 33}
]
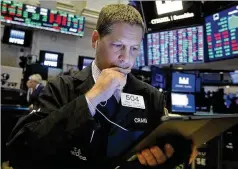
[
  {"xmin": 147, "ymin": 25, "xmax": 204, "ymax": 65},
  {"xmin": 205, "ymin": 5, "xmax": 238, "ymax": 60}
]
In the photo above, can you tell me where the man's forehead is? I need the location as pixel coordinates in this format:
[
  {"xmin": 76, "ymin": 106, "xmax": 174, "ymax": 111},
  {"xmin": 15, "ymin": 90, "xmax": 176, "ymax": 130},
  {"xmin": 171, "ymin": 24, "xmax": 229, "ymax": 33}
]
[{"xmin": 106, "ymin": 23, "xmax": 143, "ymax": 41}]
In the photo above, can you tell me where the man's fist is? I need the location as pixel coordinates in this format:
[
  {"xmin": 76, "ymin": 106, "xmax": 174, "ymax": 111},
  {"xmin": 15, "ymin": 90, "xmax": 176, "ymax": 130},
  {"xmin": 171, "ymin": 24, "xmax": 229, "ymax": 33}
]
[{"xmin": 85, "ymin": 67, "xmax": 131, "ymax": 107}]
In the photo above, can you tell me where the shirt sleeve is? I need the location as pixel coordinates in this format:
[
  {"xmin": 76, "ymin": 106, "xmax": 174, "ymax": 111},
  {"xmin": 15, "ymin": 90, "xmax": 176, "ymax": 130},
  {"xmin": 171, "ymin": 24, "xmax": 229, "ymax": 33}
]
[{"xmin": 85, "ymin": 96, "xmax": 96, "ymax": 116}]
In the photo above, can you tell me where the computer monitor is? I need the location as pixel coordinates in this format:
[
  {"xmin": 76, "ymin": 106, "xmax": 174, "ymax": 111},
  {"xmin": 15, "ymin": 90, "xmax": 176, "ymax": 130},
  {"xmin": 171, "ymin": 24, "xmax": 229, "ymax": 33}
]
[
  {"xmin": 83, "ymin": 58, "xmax": 94, "ymax": 69},
  {"xmin": 171, "ymin": 93, "xmax": 196, "ymax": 113},
  {"xmin": 2, "ymin": 26, "xmax": 32, "ymax": 47},
  {"xmin": 151, "ymin": 67, "xmax": 166, "ymax": 89},
  {"xmin": 39, "ymin": 50, "xmax": 64, "ymax": 69},
  {"xmin": 172, "ymin": 72, "xmax": 196, "ymax": 93},
  {"xmin": 78, "ymin": 56, "xmax": 94, "ymax": 70},
  {"xmin": 230, "ymin": 70, "xmax": 238, "ymax": 84}
]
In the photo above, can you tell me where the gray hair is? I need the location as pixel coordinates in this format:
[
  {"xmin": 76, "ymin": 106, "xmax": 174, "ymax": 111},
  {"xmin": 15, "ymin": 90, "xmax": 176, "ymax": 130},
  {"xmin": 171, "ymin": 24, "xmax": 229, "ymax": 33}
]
[{"xmin": 29, "ymin": 74, "xmax": 42, "ymax": 83}]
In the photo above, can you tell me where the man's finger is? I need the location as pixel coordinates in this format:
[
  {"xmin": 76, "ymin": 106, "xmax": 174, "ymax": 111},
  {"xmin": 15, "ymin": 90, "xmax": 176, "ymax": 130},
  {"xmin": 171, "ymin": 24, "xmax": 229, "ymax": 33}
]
[
  {"xmin": 141, "ymin": 149, "xmax": 157, "ymax": 166},
  {"xmin": 189, "ymin": 145, "xmax": 198, "ymax": 164},
  {"xmin": 137, "ymin": 153, "xmax": 147, "ymax": 165},
  {"xmin": 150, "ymin": 146, "xmax": 167, "ymax": 164},
  {"xmin": 164, "ymin": 144, "xmax": 174, "ymax": 158}
]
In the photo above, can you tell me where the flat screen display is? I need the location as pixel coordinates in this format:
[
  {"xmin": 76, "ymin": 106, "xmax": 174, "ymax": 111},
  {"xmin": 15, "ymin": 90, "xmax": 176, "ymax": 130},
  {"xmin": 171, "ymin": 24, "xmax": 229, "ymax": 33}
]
[
  {"xmin": 205, "ymin": 5, "xmax": 238, "ymax": 61},
  {"xmin": 171, "ymin": 93, "xmax": 195, "ymax": 113},
  {"xmin": 1, "ymin": 0, "xmax": 85, "ymax": 36},
  {"xmin": 83, "ymin": 58, "xmax": 93, "ymax": 69},
  {"xmin": 39, "ymin": 50, "xmax": 63, "ymax": 69},
  {"xmin": 172, "ymin": 72, "xmax": 196, "ymax": 93},
  {"xmin": 2, "ymin": 26, "xmax": 32, "ymax": 47},
  {"xmin": 9, "ymin": 29, "xmax": 25, "ymax": 45},
  {"xmin": 151, "ymin": 66, "xmax": 166, "ymax": 89},
  {"xmin": 230, "ymin": 71, "xmax": 238, "ymax": 84},
  {"xmin": 147, "ymin": 25, "xmax": 204, "ymax": 65}
]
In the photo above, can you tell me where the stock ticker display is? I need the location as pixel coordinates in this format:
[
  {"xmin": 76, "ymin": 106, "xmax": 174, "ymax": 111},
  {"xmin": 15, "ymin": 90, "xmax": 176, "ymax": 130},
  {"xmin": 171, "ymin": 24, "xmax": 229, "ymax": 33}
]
[
  {"xmin": 0, "ymin": 0, "xmax": 85, "ymax": 36},
  {"xmin": 147, "ymin": 25, "xmax": 204, "ymax": 65},
  {"xmin": 205, "ymin": 5, "xmax": 238, "ymax": 60}
]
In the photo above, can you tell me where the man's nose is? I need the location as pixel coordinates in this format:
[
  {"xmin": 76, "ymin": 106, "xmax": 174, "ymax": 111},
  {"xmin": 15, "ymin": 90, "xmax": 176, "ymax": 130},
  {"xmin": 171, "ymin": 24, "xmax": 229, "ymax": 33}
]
[{"xmin": 118, "ymin": 46, "xmax": 130, "ymax": 63}]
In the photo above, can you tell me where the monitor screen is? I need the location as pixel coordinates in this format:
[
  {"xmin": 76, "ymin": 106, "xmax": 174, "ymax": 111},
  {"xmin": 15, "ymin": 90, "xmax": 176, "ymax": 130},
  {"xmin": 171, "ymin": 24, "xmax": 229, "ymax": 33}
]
[
  {"xmin": 83, "ymin": 58, "xmax": 94, "ymax": 69},
  {"xmin": 9, "ymin": 29, "xmax": 25, "ymax": 45},
  {"xmin": 172, "ymin": 72, "xmax": 196, "ymax": 92},
  {"xmin": 1, "ymin": 0, "xmax": 85, "ymax": 36},
  {"xmin": 151, "ymin": 67, "xmax": 166, "ymax": 89},
  {"xmin": 171, "ymin": 93, "xmax": 196, "ymax": 113},
  {"xmin": 230, "ymin": 71, "xmax": 238, "ymax": 84},
  {"xmin": 39, "ymin": 50, "xmax": 63, "ymax": 69},
  {"xmin": 147, "ymin": 25, "xmax": 204, "ymax": 65},
  {"xmin": 2, "ymin": 26, "xmax": 32, "ymax": 47},
  {"xmin": 205, "ymin": 5, "xmax": 238, "ymax": 61}
]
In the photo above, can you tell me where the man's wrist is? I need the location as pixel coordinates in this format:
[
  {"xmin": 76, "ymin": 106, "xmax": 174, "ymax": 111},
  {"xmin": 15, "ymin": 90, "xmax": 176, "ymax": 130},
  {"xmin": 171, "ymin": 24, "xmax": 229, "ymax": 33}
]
[
  {"xmin": 85, "ymin": 90, "xmax": 100, "ymax": 106},
  {"xmin": 85, "ymin": 96, "xmax": 96, "ymax": 116}
]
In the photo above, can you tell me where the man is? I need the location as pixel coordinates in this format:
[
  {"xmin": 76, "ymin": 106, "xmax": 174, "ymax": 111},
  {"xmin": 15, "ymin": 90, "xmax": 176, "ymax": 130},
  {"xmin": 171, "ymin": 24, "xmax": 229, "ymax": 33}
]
[
  {"xmin": 7, "ymin": 4, "xmax": 196, "ymax": 169},
  {"xmin": 26, "ymin": 74, "xmax": 44, "ymax": 110}
]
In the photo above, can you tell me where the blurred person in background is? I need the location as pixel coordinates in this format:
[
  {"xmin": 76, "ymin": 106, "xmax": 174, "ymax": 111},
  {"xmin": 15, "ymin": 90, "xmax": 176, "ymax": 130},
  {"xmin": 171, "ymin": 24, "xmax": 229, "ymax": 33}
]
[{"xmin": 26, "ymin": 74, "xmax": 44, "ymax": 110}]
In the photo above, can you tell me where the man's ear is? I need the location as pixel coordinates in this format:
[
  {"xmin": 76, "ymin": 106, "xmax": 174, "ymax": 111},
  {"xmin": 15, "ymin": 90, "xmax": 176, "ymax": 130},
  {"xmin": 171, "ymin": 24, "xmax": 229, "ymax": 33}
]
[{"xmin": 92, "ymin": 30, "xmax": 99, "ymax": 49}]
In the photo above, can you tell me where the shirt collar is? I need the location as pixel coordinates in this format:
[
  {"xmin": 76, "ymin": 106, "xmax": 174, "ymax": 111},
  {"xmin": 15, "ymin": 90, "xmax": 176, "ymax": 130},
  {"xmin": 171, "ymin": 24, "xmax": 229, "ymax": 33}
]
[
  {"xmin": 91, "ymin": 60, "xmax": 101, "ymax": 83},
  {"xmin": 35, "ymin": 84, "xmax": 40, "ymax": 90}
]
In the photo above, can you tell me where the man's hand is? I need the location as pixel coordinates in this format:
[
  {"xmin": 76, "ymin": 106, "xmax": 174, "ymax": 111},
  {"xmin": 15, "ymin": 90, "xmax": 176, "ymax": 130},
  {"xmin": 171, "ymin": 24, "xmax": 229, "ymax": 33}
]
[
  {"xmin": 137, "ymin": 144, "xmax": 198, "ymax": 167},
  {"xmin": 137, "ymin": 144, "xmax": 174, "ymax": 167},
  {"xmin": 85, "ymin": 67, "xmax": 131, "ymax": 107}
]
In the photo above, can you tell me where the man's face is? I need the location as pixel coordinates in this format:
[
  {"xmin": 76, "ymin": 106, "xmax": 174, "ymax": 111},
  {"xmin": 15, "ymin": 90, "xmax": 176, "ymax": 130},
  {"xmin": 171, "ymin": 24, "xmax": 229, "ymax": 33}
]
[
  {"xmin": 26, "ymin": 80, "xmax": 36, "ymax": 89},
  {"xmin": 92, "ymin": 23, "xmax": 143, "ymax": 71}
]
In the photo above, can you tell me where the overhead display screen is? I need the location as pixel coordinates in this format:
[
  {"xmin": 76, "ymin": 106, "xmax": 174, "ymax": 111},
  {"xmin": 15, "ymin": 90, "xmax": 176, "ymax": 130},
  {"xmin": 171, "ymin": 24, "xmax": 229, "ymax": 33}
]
[
  {"xmin": 139, "ymin": 1, "xmax": 203, "ymax": 32},
  {"xmin": 205, "ymin": 5, "xmax": 238, "ymax": 61},
  {"xmin": 147, "ymin": 25, "xmax": 204, "ymax": 65},
  {"xmin": 0, "ymin": 0, "xmax": 85, "ymax": 36}
]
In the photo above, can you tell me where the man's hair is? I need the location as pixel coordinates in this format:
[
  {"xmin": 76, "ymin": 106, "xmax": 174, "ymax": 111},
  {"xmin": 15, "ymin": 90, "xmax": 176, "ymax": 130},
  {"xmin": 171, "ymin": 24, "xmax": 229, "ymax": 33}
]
[
  {"xmin": 29, "ymin": 74, "xmax": 42, "ymax": 83},
  {"xmin": 96, "ymin": 4, "xmax": 144, "ymax": 38}
]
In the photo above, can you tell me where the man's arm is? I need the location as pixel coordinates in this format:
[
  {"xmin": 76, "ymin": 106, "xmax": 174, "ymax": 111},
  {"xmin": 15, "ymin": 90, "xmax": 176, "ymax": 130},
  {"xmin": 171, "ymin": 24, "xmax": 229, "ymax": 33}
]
[{"xmin": 7, "ymin": 76, "xmax": 95, "ymax": 163}]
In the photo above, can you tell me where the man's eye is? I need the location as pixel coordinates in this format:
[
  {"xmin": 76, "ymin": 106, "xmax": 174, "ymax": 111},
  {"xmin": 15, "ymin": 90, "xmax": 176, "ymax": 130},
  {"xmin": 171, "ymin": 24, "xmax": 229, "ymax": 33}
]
[
  {"xmin": 132, "ymin": 47, "xmax": 139, "ymax": 51},
  {"xmin": 112, "ymin": 44, "xmax": 122, "ymax": 48}
]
